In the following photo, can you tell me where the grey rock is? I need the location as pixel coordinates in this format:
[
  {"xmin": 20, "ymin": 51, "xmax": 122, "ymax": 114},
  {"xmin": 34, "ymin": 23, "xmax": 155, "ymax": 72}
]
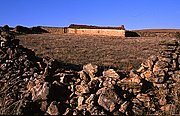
[
  {"xmin": 132, "ymin": 105, "xmax": 144, "ymax": 115},
  {"xmin": 97, "ymin": 87, "xmax": 121, "ymax": 112},
  {"xmin": 30, "ymin": 81, "xmax": 49, "ymax": 101},
  {"xmin": 160, "ymin": 104, "xmax": 177, "ymax": 115},
  {"xmin": 63, "ymin": 108, "xmax": 73, "ymax": 115},
  {"xmin": 88, "ymin": 79, "xmax": 100, "ymax": 92},
  {"xmin": 119, "ymin": 101, "xmax": 129, "ymax": 113},
  {"xmin": 103, "ymin": 69, "xmax": 119, "ymax": 78},
  {"xmin": 83, "ymin": 63, "xmax": 98, "ymax": 80},
  {"xmin": 46, "ymin": 101, "xmax": 59, "ymax": 115},
  {"xmin": 159, "ymin": 95, "xmax": 167, "ymax": 106},
  {"xmin": 75, "ymin": 85, "xmax": 90, "ymax": 95}
]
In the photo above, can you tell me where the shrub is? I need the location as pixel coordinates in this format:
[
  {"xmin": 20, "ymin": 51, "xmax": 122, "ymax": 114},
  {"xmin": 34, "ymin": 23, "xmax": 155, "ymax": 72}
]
[{"xmin": 175, "ymin": 32, "xmax": 180, "ymax": 39}]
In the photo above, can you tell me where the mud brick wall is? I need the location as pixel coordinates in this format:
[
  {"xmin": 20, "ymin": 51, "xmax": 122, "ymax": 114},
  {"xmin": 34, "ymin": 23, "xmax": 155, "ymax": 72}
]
[
  {"xmin": 40, "ymin": 27, "xmax": 65, "ymax": 34},
  {"xmin": 67, "ymin": 28, "xmax": 125, "ymax": 37}
]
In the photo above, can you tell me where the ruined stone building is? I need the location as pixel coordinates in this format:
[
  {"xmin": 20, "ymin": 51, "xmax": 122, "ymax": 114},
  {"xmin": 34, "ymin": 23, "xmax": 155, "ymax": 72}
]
[{"xmin": 41, "ymin": 24, "xmax": 126, "ymax": 37}]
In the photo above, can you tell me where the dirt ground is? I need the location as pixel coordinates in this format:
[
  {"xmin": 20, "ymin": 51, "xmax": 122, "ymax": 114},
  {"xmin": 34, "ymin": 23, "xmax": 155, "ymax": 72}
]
[{"xmin": 17, "ymin": 33, "xmax": 176, "ymax": 70}]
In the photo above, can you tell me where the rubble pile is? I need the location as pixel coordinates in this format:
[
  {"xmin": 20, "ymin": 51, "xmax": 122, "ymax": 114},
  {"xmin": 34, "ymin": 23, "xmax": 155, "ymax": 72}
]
[
  {"xmin": 0, "ymin": 25, "xmax": 49, "ymax": 115},
  {"xmin": 0, "ymin": 25, "xmax": 180, "ymax": 115}
]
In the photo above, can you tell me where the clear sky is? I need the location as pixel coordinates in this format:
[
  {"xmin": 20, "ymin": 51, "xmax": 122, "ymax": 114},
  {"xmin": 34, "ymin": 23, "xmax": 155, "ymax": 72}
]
[{"xmin": 0, "ymin": 0, "xmax": 180, "ymax": 30}]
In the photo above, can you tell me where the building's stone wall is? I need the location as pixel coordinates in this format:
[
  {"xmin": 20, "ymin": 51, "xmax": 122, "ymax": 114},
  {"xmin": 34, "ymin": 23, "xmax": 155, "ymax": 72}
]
[
  {"xmin": 39, "ymin": 26, "xmax": 126, "ymax": 37},
  {"xmin": 40, "ymin": 27, "xmax": 65, "ymax": 34},
  {"xmin": 67, "ymin": 28, "xmax": 125, "ymax": 37},
  {"xmin": 24, "ymin": 26, "xmax": 126, "ymax": 37}
]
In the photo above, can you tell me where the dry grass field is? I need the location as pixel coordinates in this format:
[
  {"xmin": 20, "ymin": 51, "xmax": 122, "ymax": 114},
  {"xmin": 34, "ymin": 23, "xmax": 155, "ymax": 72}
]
[{"xmin": 17, "ymin": 33, "xmax": 177, "ymax": 70}]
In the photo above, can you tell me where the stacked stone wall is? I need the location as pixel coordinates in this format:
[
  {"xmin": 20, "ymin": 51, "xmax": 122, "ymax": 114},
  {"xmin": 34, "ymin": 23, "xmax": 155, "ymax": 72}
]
[
  {"xmin": 0, "ymin": 25, "xmax": 179, "ymax": 115},
  {"xmin": 40, "ymin": 27, "xmax": 65, "ymax": 34},
  {"xmin": 136, "ymin": 32, "xmax": 178, "ymax": 37}
]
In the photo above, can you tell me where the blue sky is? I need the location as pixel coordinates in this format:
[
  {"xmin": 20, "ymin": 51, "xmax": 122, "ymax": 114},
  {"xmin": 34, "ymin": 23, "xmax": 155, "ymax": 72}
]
[{"xmin": 0, "ymin": 0, "xmax": 180, "ymax": 30}]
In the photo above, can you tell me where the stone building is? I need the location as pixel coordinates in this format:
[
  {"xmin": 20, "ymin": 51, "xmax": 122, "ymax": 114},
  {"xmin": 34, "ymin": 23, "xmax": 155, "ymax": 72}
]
[
  {"xmin": 66, "ymin": 24, "xmax": 126, "ymax": 37},
  {"xmin": 41, "ymin": 24, "xmax": 126, "ymax": 37}
]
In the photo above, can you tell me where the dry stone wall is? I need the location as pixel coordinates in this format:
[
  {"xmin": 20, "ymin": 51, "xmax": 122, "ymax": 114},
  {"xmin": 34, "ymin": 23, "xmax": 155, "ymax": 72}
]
[
  {"xmin": 136, "ymin": 31, "xmax": 178, "ymax": 37},
  {"xmin": 40, "ymin": 26, "xmax": 65, "ymax": 34},
  {"xmin": 0, "ymin": 25, "xmax": 180, "ymax": 115}
]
